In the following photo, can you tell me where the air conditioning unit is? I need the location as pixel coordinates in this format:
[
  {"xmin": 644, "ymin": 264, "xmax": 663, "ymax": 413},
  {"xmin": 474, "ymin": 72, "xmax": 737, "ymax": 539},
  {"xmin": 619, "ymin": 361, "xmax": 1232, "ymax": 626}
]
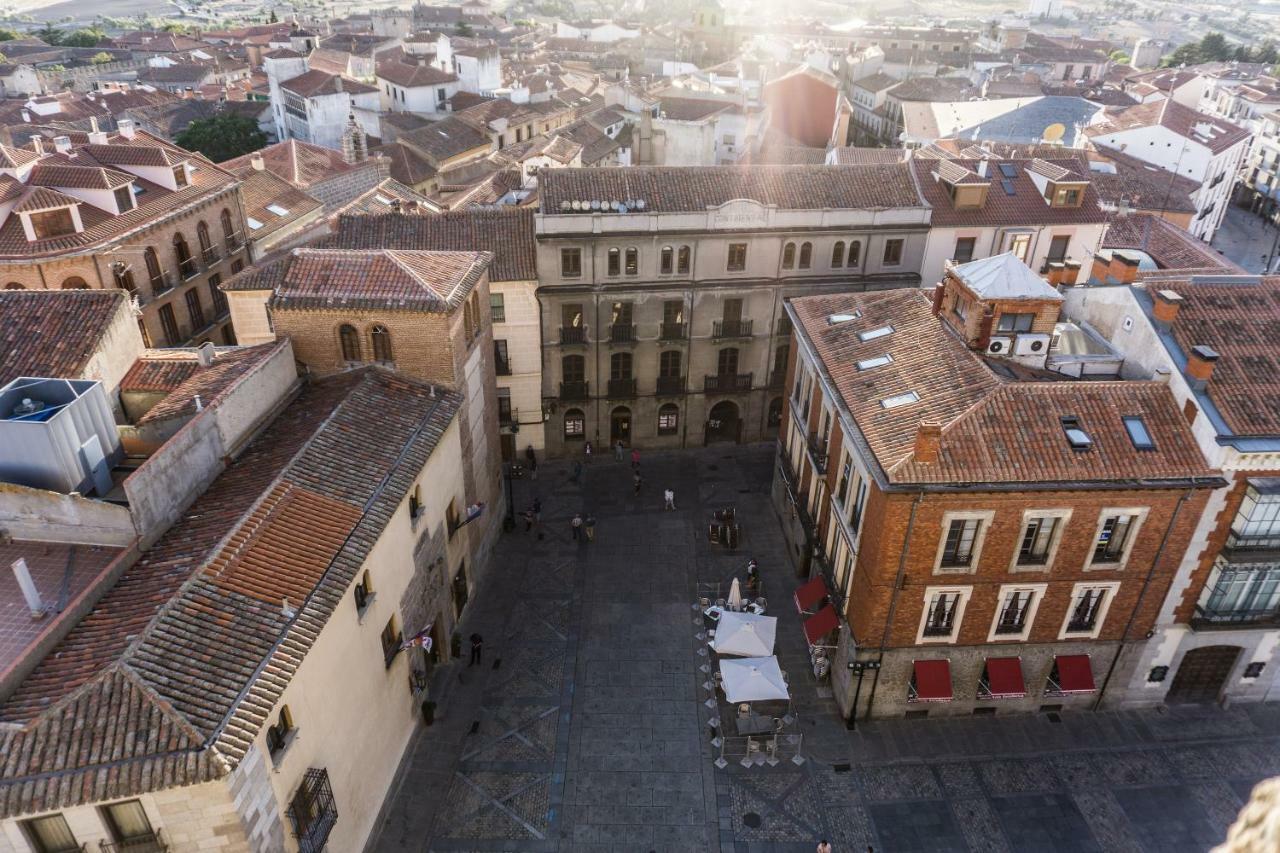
[
  {"xmin": 986, "ymin": 336, "xmax": 1013, "ymax": 355},
  {"xmin": 1014, "ymin": 333, "xmax": 1051, "ymax": 356}
]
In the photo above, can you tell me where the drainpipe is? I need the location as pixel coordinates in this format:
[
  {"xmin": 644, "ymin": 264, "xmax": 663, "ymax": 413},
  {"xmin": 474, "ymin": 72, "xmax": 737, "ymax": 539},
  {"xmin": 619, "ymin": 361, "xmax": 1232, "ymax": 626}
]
[
  {"xmin": 1093, "ymin": 484, "xmax": 1198, "ymax": 711},
  {"xmin": 862, "ymin": 490, "xmax": 924, "ymax": 723}
]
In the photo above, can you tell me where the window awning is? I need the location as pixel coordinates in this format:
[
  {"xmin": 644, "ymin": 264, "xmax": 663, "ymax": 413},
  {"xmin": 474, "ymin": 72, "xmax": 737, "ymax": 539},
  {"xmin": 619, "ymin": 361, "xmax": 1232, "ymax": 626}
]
[
  {"xmin": 911, "ymin": 659, "xmax": 952, "ymax": 702},
  {"xmin": 984, "ymin": 656, "xmax": 1026, "ymax": 699},
  {"xmin": 794, "ymin": 576, "xmax": 829, "ymax": 613},
  {"xmin": 803, "ymin": 604, "xmax": 839, "ymax": 645},
  {"xmin": 1054, "ymin": 654, "xmax": 1096, "ymax": 694}
]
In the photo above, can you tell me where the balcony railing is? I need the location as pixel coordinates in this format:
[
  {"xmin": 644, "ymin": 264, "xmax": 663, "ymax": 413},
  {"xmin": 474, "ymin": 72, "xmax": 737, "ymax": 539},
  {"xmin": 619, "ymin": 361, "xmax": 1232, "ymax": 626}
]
[
  {"xmin": 495, "ymin": 359, "xmax": 512, "ymax": 376},
  {"xmin": 1192, "ymin": 604, "xmax": 1280, "ymax": 629},
  {"xmin": 704, "ymin": 373, "xmax": 753, "ymax": 393},
  {"xmin": 776, "ymin": 317, "xmax": 793, "ymax": 337},
  {"xmin": 1224, "ymin": 530, "xmax": 1280, "ymax": 552},
  {"xmin": 1066, "ymin": 617, "xmax": 1097, "ymax": 634},
  {"xmin": 100, "ymin": 831, "xmax": 168, "ymax": 853},
  {"xmin": 150, "ymin": 275, "xmax": 173, "ymax": 295},
  {"xmin": 288, "ymin": 768, "xmax": 338, "ymax": 853},
  {"xmin": 656, "ymin": 375, "xmax": 685, "ymax": 395},
  {"xmin": 609, "ymin": 323, "xmax": 636, "ymax": 343},
  {"xmin": 201, "ymin": 246, "xmax": 221, "ymax": 265},
  {"xmin": 920, "ymin": 623, "xmax": 952, "ymax": 638},
  {"xmin": 560, "ymin": 325, "xmax": 588, "ymax": 345},
  {"xmin": 560, "ymin": 380, "xmax": 589, "ymax": 401},
  {"xmin": 806, "ymin": 434, "xmax": 828, "ymax": 475},
  {"xmin": 178, "ymin": 258, "xmax": 199, "ymax": 280},
  {"xmin": 660, "ymin": 321, "xmax": 687, "ymax": 341},
  {"xmin": 499, "ymin": 407, "xmax": 517, "ymax": 427},
  {"xmin": 712, "ymin": 319, "xmax": 753, "ymax": 339},
  {"xmin": 607, "ymin": 377, "xmax": 636, "ymax": 398}
]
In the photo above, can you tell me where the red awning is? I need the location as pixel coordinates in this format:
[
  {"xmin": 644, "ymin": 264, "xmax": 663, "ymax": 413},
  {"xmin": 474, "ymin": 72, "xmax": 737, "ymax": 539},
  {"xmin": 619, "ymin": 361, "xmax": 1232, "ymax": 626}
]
[
  {"xmin": 803, "ymin": 604, "xmax": 839, "ymax": 645},
  {"xmin": 911, "ymin": 659, "xmax": 952, "ymax": 702},
  {"xmin": 984, "ymin": 657, "xmax": 1026, "ymax": 699},
  {"xmin": 1054, "ymin": 655, "xmax": 1096, "ymax": 694},
  {"xmin": 794, "ymin": 576, "xmax": 829, "ymax": 613}
]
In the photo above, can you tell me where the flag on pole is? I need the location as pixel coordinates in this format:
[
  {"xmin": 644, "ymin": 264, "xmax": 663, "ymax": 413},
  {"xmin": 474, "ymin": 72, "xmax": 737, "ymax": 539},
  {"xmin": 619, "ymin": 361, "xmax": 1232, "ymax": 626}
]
[
  {"xmin": 456, "ymin": 502, "xmax": 486, "ymax": 529},
  {"xmin": 400, "ymin": 624, "xmax": 434, "ymax": 652}
]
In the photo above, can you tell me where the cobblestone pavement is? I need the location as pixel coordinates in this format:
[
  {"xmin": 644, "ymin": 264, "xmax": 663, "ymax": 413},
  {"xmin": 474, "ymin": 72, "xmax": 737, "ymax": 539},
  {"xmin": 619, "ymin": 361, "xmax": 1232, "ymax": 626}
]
[
  {"xmin": 1210, "ymin": 204, "xmax": 1280, "ymax": 273},
  {"xmin": 369, "ymin": 443, "xmax": 1280, "ymax": 853}
]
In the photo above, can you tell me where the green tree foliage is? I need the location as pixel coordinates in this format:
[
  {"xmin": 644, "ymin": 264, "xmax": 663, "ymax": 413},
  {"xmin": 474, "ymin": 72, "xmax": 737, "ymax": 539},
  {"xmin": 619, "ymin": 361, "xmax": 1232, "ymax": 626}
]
[
  {"xmin": 62, "ymin": 27, "xmax": 105, "ymax": 48},
  {"xmin": 1163, "ymin": 31, "xmax": 1277, "ymax": 66},
  {"xmin": 35, "ymin": 22, "xmax": 64, "ymax": 45},
  {"xmin": 175, "ymin": 113, "xmax": 267, "ymax": 163},
  {"xmin": 455, "ymin": 21, "xmax": 475, "ymax": 37},
  {"xmin": 0, "ymin": 28, "xmax": 20, "ymax": 41},
  {"xmin": 90, "ymin": 51, "xmax": 114, "ymax": 64}
]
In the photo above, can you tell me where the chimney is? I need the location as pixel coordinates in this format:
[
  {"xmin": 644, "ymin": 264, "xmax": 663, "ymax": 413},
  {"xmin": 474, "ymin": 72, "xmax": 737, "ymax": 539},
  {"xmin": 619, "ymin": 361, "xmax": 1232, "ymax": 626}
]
[
  {"xmin": 976, "ymin": 156, "xmax": 989, "ymax": 177},
  {"xmin": 1153, "ymin": 366, "xmax": 1172, "ymax": 384},
  {"xmin": 53, "ymin": 135, "xmax": 71, "ymax": 154},
  {"xmin": 250, "ymin": 152, "xmax": 265, "ymax": 171},
  {"xmin": 1186, "ymin": 345, "xmax": 1218, "ymax": 390},
  {"xmin": 1108, "ymin": 251, "xmax": 1140, "ymax": 284},
  {"xmin": 1152, "ymin": 289, "xmax": 1185, "ymax": 327},
  {"xmin": 30, "ymin": 136, "xmax": 43, "ymax": 155},
  {"xmin": 12, "ymin": 558, "xmax": 44, "ymax": 618},
  {"xmin": 193, "ymin": 394, "xmax": 204, "ymax": 412},
  {"xmin": 1089, "ymin": 253, "xmax": 1110, "ymax": 283},
  {"xmin": 931, "ymin": 281, "xmax": 945, "ymax": 315},
  {"xmin": 118, "ymin": 118, "xmax": 136, "ymax": 138},
  {"xmin": 334, "ymin": 75, "xmax": 344, "ymax": 92},
  {"xmin": 20, "ymin": 109, "xmax": 30, "ymax": 123},
  {"xmin": 913, "ymin": 420, "xmax": 943, "ymax": 464},
  {"xmin": 197, "ymin": 341, "xmax": 216, "ymax": 367},
  {"xmin": 1061, "ymin": 261, "xmax": 1081, "ymax": 286},
  {"xmin": 1045, "ymin": 261, "xmax": 1064, "ymax": 287},
  {"xmin": 975, "ymin": 303, "xmax": 996, "ymax": 350},
  {"xmin": 89, "ymin": 116, "xmax": 99, "ymax": 133}
]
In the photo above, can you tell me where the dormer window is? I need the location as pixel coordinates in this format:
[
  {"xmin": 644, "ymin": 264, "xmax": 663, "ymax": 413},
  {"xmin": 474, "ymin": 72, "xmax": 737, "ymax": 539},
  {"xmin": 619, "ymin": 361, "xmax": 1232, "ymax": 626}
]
[
  {"xmin": 172, "ymin": 164, "xmax": 188, "ymax": 188},
  {"xmin": 1123, "ymin": 416, "xmax": 1154, "ymax": 450},
  {"xmin": 1061, "ymin": 416, "xmax": 1092, "ymax": 451},
  {"xmin": 29, "ymin": 207, "xmax": 76, "ymax": 239},
  {"xmin": 113, "ymin": 185, "xmax": 135, "ymax": 213},
  {"xmin": 1050, "ymin": 185, "xmax": 1082, "ymax": 207}
]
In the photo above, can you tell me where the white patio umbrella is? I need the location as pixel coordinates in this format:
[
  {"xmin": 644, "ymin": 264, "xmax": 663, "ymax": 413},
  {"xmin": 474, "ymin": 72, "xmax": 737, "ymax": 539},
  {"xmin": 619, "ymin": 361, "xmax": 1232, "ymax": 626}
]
[
  {"xmin": 712, "ymin": 611, "xmax": 777, "ymax": 657},
  {"xmin": 727, "ymin": 577, "xmax": 743, "ymax": 611},
  {"xmin": 719, "ymin": 656, "xmax": 789, "ymax": 704}
]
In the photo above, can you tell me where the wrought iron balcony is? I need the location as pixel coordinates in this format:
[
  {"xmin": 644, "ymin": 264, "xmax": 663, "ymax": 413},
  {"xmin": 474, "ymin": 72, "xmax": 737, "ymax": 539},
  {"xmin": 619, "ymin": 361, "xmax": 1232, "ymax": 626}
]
[
  {"xmin": 776, "ymin": 317, "xmax": 793, "ymax": 337},
  {"xmin": 178, "ymin": 258, "xmax": 199, "ymax": 280},
  {"xmin": 201, "ymin": 246, "xmax": 221, "ymax": 265},
  {"xmin": 559, "ymin": 325, "xmax": 588, "ymax": 345},
  {"xmin": 99, "ymin": 830, "xmax": 168, "ymax": 852},
  {"xmin": 806, "ymin": 433, "xmax": 828, "ymax": 475},
  {"xmin": 660, "ymin": 321, "xmax": 687, "ymax": 341},
  {"xmin": 609, "ymin": 323, "xmax": 636, "ymax": 343},
  {"xmin": 712, "ymin": 318, "xmax": 753, "ymax": 339},
  {"xmin": 560, "ymin": 380, "xmax": 589, "ymax": 401},
  {"xmin": 288, "ymin": 768, "xmax": 338, "ymax": 853},
  {"xmin": 656, "ymin": 375, "xmax": 685, "ymax": 395},
  {"xmin": 607, "ymin": 377, "xmax": 636, "ymax": 398},
  {"xmin": 1192, "ymin": 604, "xmax": 1280, "ymax": 629},
  {"xmin": 704, "ymin": 373, "xmax": 753, "ymax": 393}
]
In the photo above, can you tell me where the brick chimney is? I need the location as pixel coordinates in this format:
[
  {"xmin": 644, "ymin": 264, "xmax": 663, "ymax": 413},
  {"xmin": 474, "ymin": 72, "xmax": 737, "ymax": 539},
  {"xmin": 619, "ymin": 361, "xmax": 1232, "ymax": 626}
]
[
  {"xmin": 1186, "ymin": 345, "xmax": 1218, "ymax": 391},
  {"xmin": 975, "ymin": 303, "xmax": 996, "ymax": 350},
  {"xmin": 914, "ymin": 420, "xmax": 943, "ymax": 464},
  {"xmin": 1108, "ymin": 252, "xmax": 1140, "ymax": 284},
  {"xmin": 1045, "ymin": 262, "xmax": 1064, "ymax": 287},
  {"xmin": 1152, "ymin": 289, "xmax": 1184, "ymax": 327},
  {"xmin": 1089, "ymin": 253, "xmax": 1110, "ymax": 283},
  {"xmin": 931, "ymin": 281, "xmax": 945, "ymax": 315},
  {"xmin": 250, "ymin": 152, "xmax": 265, "ymax": 171},
  {"xmin": 1062, "ymin": 261, "xmax": 1081, "ymax": 286}
]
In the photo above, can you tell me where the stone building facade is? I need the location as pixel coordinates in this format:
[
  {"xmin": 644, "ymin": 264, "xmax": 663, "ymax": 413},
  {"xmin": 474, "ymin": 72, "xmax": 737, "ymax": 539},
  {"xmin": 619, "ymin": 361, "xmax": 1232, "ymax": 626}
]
[{"xmin": 533, "ymin": 164, "xmax": 931, "ymax": 457}]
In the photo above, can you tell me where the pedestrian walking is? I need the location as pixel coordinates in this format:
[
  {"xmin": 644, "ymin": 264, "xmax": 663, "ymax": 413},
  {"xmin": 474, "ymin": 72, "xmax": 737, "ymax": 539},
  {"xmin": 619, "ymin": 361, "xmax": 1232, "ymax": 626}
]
[
  {"xmin": 816, "ymin": 841, "xmax": 832, "ymax": 853},
  {"xmin": 584, "ymin": 441, "xmax": 593, "ymax": 463},
  {"xmin": 633, "ymin": 471, "xmax": 643, "ymax": 495},
  {"xmin": 614, "ymin": 440, "xmax": 624, "ymax": 462},
  {"xmin": 664, "ymin": 487, "xmax": 676, "ymax": 510},
  {"xmin": 532, "ymin": 497, "xmax": 542, "ymax": 525},
  {"xmin": 469, "ymin": 633, "xmax": 484, "ymax": 666},
  {"xmin": 584, "ymin": 512, "xmax": 596, "ymax": 542},
  {"xmin": 571, "ymin": 460, "xmax": 583, "ymax": 484},
  {"xmin": 571, "ymin": 512, "xmax": 583, "ymax": 540},
  {"xmin": 631, "ymin": 448, "xmax": 640, "ymax": 469},
  {"xmin": 522, "ymin": 509, "xmax": 534, "ymax": 532}
]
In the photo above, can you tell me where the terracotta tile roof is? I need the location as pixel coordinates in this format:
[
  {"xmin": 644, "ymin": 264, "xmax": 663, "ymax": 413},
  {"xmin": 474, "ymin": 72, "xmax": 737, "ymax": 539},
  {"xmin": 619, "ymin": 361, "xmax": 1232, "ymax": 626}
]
[
  {"xmin": 1027, "ymin": 158, "xmax": 1076, "ymax": 181},
  {"xmin": 120, "ymin": 356, "xmax": 199, "ymax": 393},
  {"xmin": 656, "ymin": 96, "xmax": 734, "ymax": 122},
  {"xmin": 11, "ymin": 186, "xmax": 79, "ymax": 213},
  {"xmin": 331, "ymin": 178, "xmax": 440, "ymax": 217},
  {"xmin": 280, "ymin": 69, "xmax": 378, "ymax": 97},
  {"xmin": 1104, "ymin": 214, "xmax": 1242, "ymax": 272},
  {"xmin": 326, "ymin": 207, "xmax": 538, "ymax": 281},
  {"xmin": 827, "ymin": 147, "xmax": 908, "ymax": 165},
  {"xmin": 222, "ymin": 139, "xmax": 357, "ymax": 188},
  {"xmin": 912, "ymin": 157, "xmax": 1107, "ymax": 228},
  {"xmin": 0, "ymin": 291, "xmax": 127, "ymax": 384},
  {"xmin": 789, "ymin": 290, "xmax": 1214, "ymax": 486},
  {"xmin": 1142, "ymin": 275, "xmax": 1280, "ymax": 437},
  {"xmin": 398, "ymin": 116, "xmax": 492, "ymax": 165},
  {"xmin": 542, "ymin": 164, "xmax": 926, "ymax": 213},
  {"xmin": 372, "ymin": 140, "xmax": 438, "ymax": 186},
  {"xmin": 0, "ymin": 175, "xmax": 24, "ymax": 204},
  {"xmin": 0, "ymin": 370, "xmax": 462, "ymax": 818},
  {"xmin": 0, "ymin": 146, "xmax": 39, "ymax": 168},
  {"xmin": 220, "ymin": 253, "xmax": 290, "ymax": 292},
  {"xmin": 80, "ymin": 141, "xmax": 185, "ymax": 168},
  {"xmin": 271, "ymin": 248, "xmax": 491, "ymax": 311},
  {"xmin": 1084, "ymin": 99, "xmax": 1251, "ymax": 154},
  {"xmin": 934, "ymin": 159, "xmax": 986, "ymax": 185},
  {"xmin": 236, "ymin": 168, "xmax": 323, "ymax": 240},
  {"xmin": 852, "ymin": 72, "xmax": 898, "ymax": 92},
  {"xmin": 376, "ymin": 57, "xmax": 458, "ymax": 87},
  {"xmin": 1087, "ymin": 148, "xmax": 1198, "ymax": 215},
  {"xmin": 135, "ymin": 341, "xmax": 288, "ymax": 425},
  {"xmin": 27, "ymin": 163, "xmax": 135, "ymax": 190}
]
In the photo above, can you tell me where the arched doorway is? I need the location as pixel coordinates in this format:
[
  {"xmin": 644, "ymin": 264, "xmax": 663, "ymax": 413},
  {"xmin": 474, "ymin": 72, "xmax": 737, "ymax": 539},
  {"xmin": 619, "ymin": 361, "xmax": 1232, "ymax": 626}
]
[
  {"xmin": 610, "ymin": 406, "xmax": 631, "ymax": 446},
  {"xmin": 705, "ymin": 400, "xmax": 740, "ymax": 445},
  {"xmin": 1165, "ymin": 645, "xmax": 1242, "ymax": 705}
]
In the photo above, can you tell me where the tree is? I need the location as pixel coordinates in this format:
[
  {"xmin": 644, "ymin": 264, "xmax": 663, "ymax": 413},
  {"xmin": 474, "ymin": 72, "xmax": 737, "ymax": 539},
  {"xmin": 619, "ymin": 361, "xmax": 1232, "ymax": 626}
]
[
  {"xmin": 1109, "ymin": 49, "xmax": 1130, "ymax": 64},
  {"xmin": 175, "ymin": 113, "xmax": 267, "ymax": 163},
  {"xmin": 63, "ymin": 27, "xmax": 105, "ymax": 48},
  {"xmin": 90, "ymin": 51, "xmax": 114, "ymax": 64},
  {"xmin": 35, "ymin": 22, "xmax": 64, "ymax": 45},
  {"xmin": 268, "ymin": 9, "xmax": 278, "ymax": 22},
  {"xmin": 1200, "ymin": 32, "xmax": 1231, "ymax": 61},
  {"xmin": 0, "ymin": 28, "xmax": 19, "ymax": 41},
  {"xmin": 455, "ymin": 21, "xmax": 474, "ymax": 37}
]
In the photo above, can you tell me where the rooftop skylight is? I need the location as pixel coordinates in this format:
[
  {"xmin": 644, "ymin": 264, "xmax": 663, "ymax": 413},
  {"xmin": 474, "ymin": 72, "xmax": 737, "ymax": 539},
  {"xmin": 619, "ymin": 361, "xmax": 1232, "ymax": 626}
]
[
  {"xmin": 1122, "ymin": 415, "xmax": 1154, "ymax": 450},
  {"xmin": 857, "ymin": 354, "xmax": 893, "ymax": 371},
  {"xmin": 880, "ymin": 391, "xmax": 919, "ymax": 409},
  {"xmin": 858, "ymin": 325, "xmax": 894, "ymax": 342}
]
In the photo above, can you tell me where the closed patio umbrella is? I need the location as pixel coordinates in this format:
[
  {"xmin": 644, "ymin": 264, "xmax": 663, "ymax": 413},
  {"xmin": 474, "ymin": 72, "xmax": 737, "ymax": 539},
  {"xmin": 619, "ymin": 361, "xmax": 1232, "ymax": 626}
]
[
  {"xmin": 727, "ymin": 577, "xmax": 743, "ymax": 610},
  {"xmin": 712, "ymin": 611, "xmax": 777, "ymax": 657},
  {"xmin": 719, "ymin": 656, "xmax": 789, "ymax": 703}
]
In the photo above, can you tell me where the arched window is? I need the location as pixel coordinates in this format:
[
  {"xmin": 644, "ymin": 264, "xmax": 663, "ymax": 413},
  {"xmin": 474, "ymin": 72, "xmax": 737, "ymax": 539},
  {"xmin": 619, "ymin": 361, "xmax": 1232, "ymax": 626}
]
[
  {"xmin": 370, "ymin": 324, "xmax": 393, "ymax": 363},
  {"xmin": 782, "ymin": 242, "xmax": 796, "ymax": 269},
  {"xmin": 660, "ymin": 246, "xmax": 674, "ymax": 274},
  {"xmin": 563, "ymin": 407, "xmax": 585, "ymax": 439},
  {"xmin": 677, "ymin": 245, "xmax": 691, "ymax": 274},
  {"xmin": 607, "ymin": 247, "xmax": 621, "ymax": 276},
  {"xmin": 173, "ymin": 232, "xmax": 194, "ymax": 279},
  {"xmin": 798, "ymin": 242, "xmax": 812, "ymax": 269},
  {"xmin": 112, "ymin": 264, "xmax": 136, "ymax": 294},
  {"xmin": 768, "ymin": 397, "xmax": 784, "ymax": 427},
  {"xmin": 61, "ymin": 276, "xmax": 88, "ymax": 289},
  {"xmin": 624, "ymin": 247, "xmax": 638, "ymax": 275},
  {"xmin": 610, "ymin": 351, "xmax": 632, "ymax": 379},
  {"xmin": 144, "ymin": 247, "xmax": 165, "ymax": 293},
  {"xmin": 831, "ymin": 241, "xmax": 845, "ymax": 267},
  {"xmin": 562, "ymin": 354, "xmax": 585, "ymax": 382},
  {"xmin": 339, "ymin": 324, "xmax": 360, "ymax": 362},
  {"xmin": 658, "ymin": 403, "xmax": 679, "ymax": 435},
  {"xmin": 4, "ymin": 282, "xmax": 24, "ymax": 289},
  {"xmin": 196, "ymin": 221, "xmax": 214, "ymax": 263},
  {"xmin": 847, "ymin": 241, "xmax": 861, "ymax": 268},
  {"xmin": 220, "ymin": 208, "xmax": 238, "ymax": 250}
]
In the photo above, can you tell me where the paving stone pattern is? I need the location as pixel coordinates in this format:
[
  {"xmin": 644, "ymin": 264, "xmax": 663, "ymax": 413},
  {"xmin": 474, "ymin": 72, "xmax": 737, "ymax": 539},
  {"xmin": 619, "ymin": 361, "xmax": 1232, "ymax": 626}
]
[{"xmin": 370, "ymin": 444, "xmax": 1280, "ymax": 852}]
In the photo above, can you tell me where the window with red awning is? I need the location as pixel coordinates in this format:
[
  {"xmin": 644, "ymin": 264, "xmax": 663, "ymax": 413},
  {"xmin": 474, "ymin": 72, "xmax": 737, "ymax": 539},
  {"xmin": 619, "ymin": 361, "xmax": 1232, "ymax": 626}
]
[
  {"xmin": 793, "ymin": 576, "xmax": 828, "ymax": 613},
  {"xmin": 1047, "ymin": 654, "xmax": 1095, "ymax": 694},
  {"xmin": 909, "ymin": 659, "xmax": 952, "ymax": 702},
  {"xmin": 979, "ymin": 657, "xmax": 1026, "ymax": 699}
]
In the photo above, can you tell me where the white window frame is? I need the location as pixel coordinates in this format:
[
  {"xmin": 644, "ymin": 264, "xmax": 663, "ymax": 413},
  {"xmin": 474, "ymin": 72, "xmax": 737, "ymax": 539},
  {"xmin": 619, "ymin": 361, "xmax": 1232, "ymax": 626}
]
[
  {"xmin": 916, "ymin": 585, "xmax": 972, "ymax": 644},
  {"xmin": 986, "ymin": 582, "xmax": 1048, "ymax": 642},
  {"xmin": 1009, "ymin": 508, "xmax": 1073, "ymax": 573},
  {"xmin": 1084, "ymin": 507, "xmax": 1149, "ymax": 571},
  {"xmin": 1058, "ymin": 580, "xmax": 1121, "ymax": 640},
  {"xmin": 933, "ymin": 510, "xmax": 995, "ymax": 574}
]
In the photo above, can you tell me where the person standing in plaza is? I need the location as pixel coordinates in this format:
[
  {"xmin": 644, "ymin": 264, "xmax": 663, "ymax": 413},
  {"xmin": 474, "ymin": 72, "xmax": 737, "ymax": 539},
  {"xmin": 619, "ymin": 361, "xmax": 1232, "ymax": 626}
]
[
  {"xmin": 571, "ymin": 512, "xmax": 583, "ymax": 540},
  {"xmin": 614, "ymin": 440, "xmax": 624, "ymax": 462},
  {"xmin": 630, "ymin": 447, "xmax": 641, "ymax": 469},
  {"xmin": 664, "ymin": 487, "xmax": 676, "ymax": 510},
  {"xmin": 525, "ymin": 445, "xmax": 537, "ymax": 480},
  {"xmin": 469, "ymin": 633, "xmax": 484, "ymax": 666},
  {"xmin": 584, "ymin": 441, "xmax": 593, "ymax": 463},
  {"xmin": 633, "ymin": 471, "xmax": 643, "ymax": 496},
  {"xmin": 816, "ymin": 841, "xmax": 832, "ymax": 853},
  {"xmin": 584, "ymin": 512, "xmax": 596, "ymax": 542}
]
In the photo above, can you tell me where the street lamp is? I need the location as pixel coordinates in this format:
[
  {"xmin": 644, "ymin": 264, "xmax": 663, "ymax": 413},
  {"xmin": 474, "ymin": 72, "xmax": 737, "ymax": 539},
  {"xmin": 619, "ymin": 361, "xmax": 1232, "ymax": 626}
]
[{"xmin": 845, "ymin": 659, "xmax": 881, "ymax": 730}]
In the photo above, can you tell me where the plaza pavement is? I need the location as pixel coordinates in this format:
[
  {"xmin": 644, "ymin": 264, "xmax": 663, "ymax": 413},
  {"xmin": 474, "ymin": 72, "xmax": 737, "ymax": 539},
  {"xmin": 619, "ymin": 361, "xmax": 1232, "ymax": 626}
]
[{"xmin": 369, "ymin": 443, "xmax": 1280, "ymax": 852}]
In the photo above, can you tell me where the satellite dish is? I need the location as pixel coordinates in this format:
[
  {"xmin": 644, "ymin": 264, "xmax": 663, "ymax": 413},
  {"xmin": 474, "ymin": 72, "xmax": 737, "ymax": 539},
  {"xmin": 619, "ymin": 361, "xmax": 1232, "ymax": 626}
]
[
  {"xmin": 571, "ymin": 200, "xmax": 582, "ymax": 210},
  {"xmin": 1042, "ymin": 122, "xmax": 1066, "ymax": 142},
  {"xmin": 560, "ymin": 200, "xmax": 570, "ymax": 210},
  {"xmin": 590, "ymin": 200, "xmax": 601, "ymax": 210}
]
